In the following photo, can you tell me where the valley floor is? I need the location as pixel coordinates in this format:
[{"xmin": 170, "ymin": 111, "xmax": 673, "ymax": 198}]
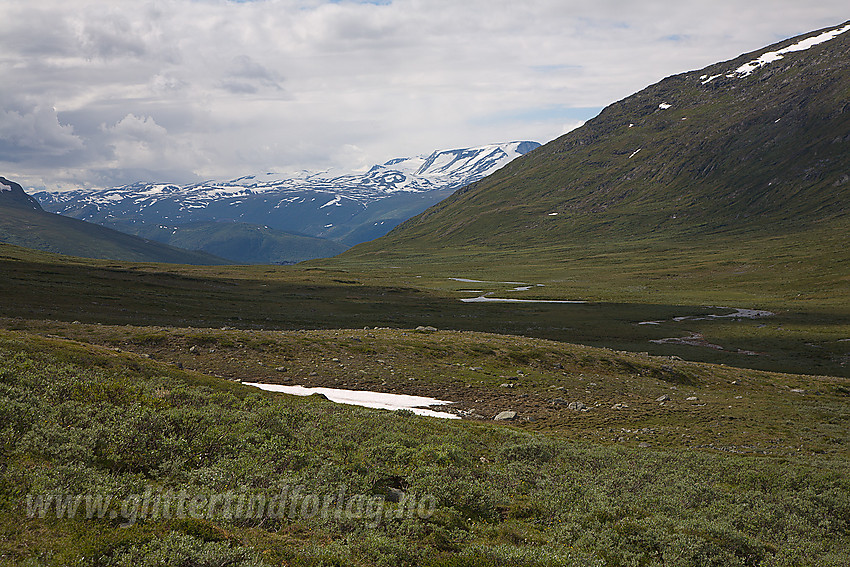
[{"xmin": 1, "ymin": 244, "xmax": 848, "ymax": 565}]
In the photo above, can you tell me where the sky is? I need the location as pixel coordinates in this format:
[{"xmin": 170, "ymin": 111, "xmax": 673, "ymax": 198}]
[{"xmin": 0, "ymin": 1, "xmax": 847, "ymax": 191}]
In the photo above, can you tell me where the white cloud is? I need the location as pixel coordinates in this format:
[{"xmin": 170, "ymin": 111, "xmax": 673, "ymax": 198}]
[{"xmin": 0, "ymin": 0, "xmax": 847, "ymax": 189}]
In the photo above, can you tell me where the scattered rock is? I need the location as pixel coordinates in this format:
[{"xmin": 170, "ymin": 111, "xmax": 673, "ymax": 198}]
[
  {"xmin": 494, "ymin": 411, "xmax": 517, "ymax": 421},
  {"xmin": 567, "ymin": 401, "xmax": 586, "ymax": 411},
  {"xmin": 275, "ymin": 366, "xmax": 287, "ymax": 372},
  {"xmin": 415, "ymin": 326, "xmax": 438, "ymax": 332},
  {"xmin": 612, "ymin": 403, "xmax": 628, "ymax": 410},
  {"xmin": 189, "ymin": 345, "xmax": 199, "ymax": 354},
  {"xmin": 469, "ymin": 366, "xmax": 483, "ymax": 371},
  {"xmin": 686, "ymin": 396, "xmax": 699, "ymax": 401},
  {"xmin": 550, "ymin": 397, "xmax": 568, "ymax": 405},
  {"xmin": 500, "ymin": 383, "xmax": 515, "ymax": 388},
  {"xmin": 656, "ymin": 394, "xmax": 671, "ymax": 402},
  {"xmin": 790, "ymin": 388, "xmax": 805, "ymax": 394}
]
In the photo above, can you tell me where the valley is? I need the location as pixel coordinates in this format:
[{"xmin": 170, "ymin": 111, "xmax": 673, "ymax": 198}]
[{"xmin": 2, "ymin": 18, "xmax": 850, "ymax": 567}]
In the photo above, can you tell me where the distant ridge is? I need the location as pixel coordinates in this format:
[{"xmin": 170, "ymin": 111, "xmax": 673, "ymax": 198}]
[
  {"xmin": 0, "ymin": 177, "xmax": 231, "ymax": 265},
  {"xmin": 0, "ymin": 177, "xmax": 43, "ymax": 211}
]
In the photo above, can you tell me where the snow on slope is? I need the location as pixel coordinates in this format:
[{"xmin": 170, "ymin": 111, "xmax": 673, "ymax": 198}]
[
  {"xmin": 731, "ymin": 23, "xmax": 850, "ymax": 78},
  {"xmin": 700, "ymin": 22, "xmax": 850, "ymax": 84}
]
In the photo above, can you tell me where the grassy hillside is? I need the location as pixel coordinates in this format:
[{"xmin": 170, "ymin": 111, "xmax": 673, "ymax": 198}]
[
  {"xmin": 337, "ymin": 23, "xmax": 850, "ymax": 305},
  {"xmin": 1, "ymin": 324, "xmax": 847, "ymax": 566},
  {"xmin": 103, "ymin": 220, "xmax": 347, "ymax": 264},
  {"xmin": 0, "ymin": 204, "xmax": 231, "ymax": 266}
]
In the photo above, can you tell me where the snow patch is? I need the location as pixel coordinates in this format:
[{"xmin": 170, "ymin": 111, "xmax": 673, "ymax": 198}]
[
  {"xmin": 319, "ymin": 196, "xmax": 342, "ymax": 208},
  {"xmin": 731, "ymin": 23, "xmax": 850, "ymax": 78},
  {"xmin": 658, "ymin": 103, "xmax": 672, "ymax": 110},
  {"xmin": 244, "ymin": 383, "xmax": 458, "ymax": 419},
  {"xmin": 629, "ymin": 148, "xmax": 641, "ymax": 159}
]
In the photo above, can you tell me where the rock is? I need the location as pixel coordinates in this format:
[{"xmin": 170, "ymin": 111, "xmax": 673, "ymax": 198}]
[
  {"xmin": 550, "ymin": 397, "xmax": 568, "ymax": 405},
  {"xmin": 639, "ymin": 442, "xmax": 651, "ymax": 448},
  {"xmin": 275, "ymin": 366, "xmax": 287, "ymax": 372},
  {"xmin": 385, "ymin": 487, "xmax": 406, "ymax": 503},
  {"xmin": 500, "ymin": 383, "xmax": 515, "ymax": 388},
  {"xmin": 567, "ymin": 401, "xmax": 586, "ymax": 411},
  {"xmin": 494, "ymin": 411, "xmax": 517, "ymax": 421},
  {"xmin": 415, "ymin": 325, "xmax": 438, "ymax": 332},
  {"xmin": 612, "ymin": 402, "xmax": 628, "ymax": 410},
  {"xmin": 189, "ymin": 345, "xmax": 199, "ymax": 354},
  {"xmin": 686, "ymin": 396, "xmax": 699, "ymax": 401},
  {"xmin": 656, "ymin": 394, "xmax": 671, "ymax": 402}
]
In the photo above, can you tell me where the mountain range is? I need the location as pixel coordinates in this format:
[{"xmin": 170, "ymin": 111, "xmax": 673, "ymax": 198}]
[{"xmin": 34, "ymin": 141, "xmax": 539, "ymax": 263}]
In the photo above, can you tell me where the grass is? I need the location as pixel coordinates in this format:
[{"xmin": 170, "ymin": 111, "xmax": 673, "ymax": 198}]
[
  {"xmin": 1, "ymin": 243, "xmax": 847, "ymax": 378},
  {"xmin": 1, "ymin": 329, "xmax": 848, "ymax": 566}
]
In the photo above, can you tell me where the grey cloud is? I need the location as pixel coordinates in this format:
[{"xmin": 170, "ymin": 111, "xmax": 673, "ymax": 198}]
[
  {"xmin": 218, "ymin": 55, "xmax": 285, "ymax": 93},
  {"xmin": 0, "ymin": 98, "xmax": 85, "ymax": 162}
]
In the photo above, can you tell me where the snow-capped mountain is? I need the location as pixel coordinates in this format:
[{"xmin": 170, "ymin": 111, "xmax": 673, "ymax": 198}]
[{"xmin": 36, "ymin": 141, "xmax": 539, "ymax": 246}]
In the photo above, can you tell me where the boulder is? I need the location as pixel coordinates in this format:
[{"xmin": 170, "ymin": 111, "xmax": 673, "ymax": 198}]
[{"xmin": 494, "ymin": 411, "xmax": 517, "ymax": 421}]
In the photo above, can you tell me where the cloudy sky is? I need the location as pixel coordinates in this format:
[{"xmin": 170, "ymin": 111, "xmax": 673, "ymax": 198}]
[{"xmin": 0, "ymin": 0, "xmax": 847, "ymax": 191}]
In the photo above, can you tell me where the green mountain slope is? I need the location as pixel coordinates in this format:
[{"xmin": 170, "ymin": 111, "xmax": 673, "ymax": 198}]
[
  {"xmin": 340, "ymin": 22, "xmax": 850, "ymax": 300},
  {"xmin": 0, "ymin": 178, "xmax": 231, "ymax": 265},
  {"xmin": 103, "ymin": 220, "xmax": 347, "ymax": 264}
]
